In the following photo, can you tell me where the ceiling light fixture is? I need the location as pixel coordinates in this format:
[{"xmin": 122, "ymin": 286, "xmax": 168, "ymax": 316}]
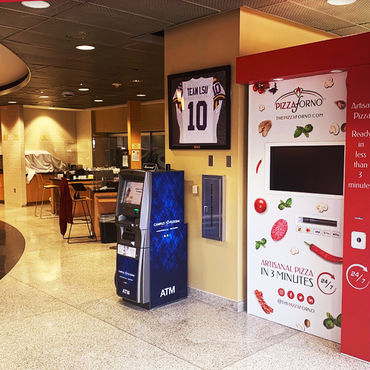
[
  {"xmin": 78, "ymin": 87, "xmax": 89, "ymax": 92},
  {"xmin": 76, "ymin": 45, "xmax": 95, "ymax": 51},
  {"xmin": 330, "ymin": 69, "xmax": 344, "ymax": 73},
  {"xmin": 8, "ymin": 101, "xmax": 17, "ymax": 104},
  {"xmin": 94, "ymin": 99, "xmax": 103, "ymax": 103},
  {"xmin": 327, "ymin": 0, "xmax": 356, "ymax": 5},
  {"xmin": 62, "ymin": 91, "xmax": 74, "ymax": 97},
  {"xmin": 131, "ymin": 79, "xmax": 143, "ymax": 83},
  {"xmin": 21, "ymin": 1, "xmax": 50, "ymax": 9},
  {"xmin": 136, "ymin": 93, "xmax": 146, "ymax": 97},
  {"xmin": 273, "ymin": 78, "xmax": 284, "ymax": 81},
  {"xmin": 40, "ymin": 95, "xmax": 49, "ymax": 99}
]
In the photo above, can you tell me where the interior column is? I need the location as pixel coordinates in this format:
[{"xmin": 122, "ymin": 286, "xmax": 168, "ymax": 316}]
[
  {"xmin": 0, "ymin": 105, "xmax": 27, "ymax": 207},
  {"xmin": 127, "ymin": 100, "xmax": 141, "ymax": 169}
]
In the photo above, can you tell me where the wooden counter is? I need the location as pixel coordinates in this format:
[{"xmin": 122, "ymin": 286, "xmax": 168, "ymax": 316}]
[{"xmin": 0, "ymin": 173, "xmax": 53, "ymax": 205}]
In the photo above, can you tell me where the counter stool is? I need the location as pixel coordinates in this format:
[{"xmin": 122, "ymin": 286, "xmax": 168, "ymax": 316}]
[
  {"xmin": 66, "ymin": 183, "xmax": 97, "ymax": 244},
  {"xmin": 34, "ymin": 173, "xmax": 59, "ymax": 218}
]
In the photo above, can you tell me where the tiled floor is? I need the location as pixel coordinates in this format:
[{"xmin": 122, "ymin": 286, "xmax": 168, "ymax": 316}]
[{"xmin": 0, "ymin": 205, "xmax": 368, "ymax": 370}]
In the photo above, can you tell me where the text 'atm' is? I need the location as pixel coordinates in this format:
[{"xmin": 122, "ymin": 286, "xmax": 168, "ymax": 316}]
[{"xmin": 115, "ymin": 169, "xmax": 187, "ymax": 309}]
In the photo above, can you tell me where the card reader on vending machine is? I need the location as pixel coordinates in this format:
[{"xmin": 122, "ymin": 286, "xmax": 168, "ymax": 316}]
[{"xmin": 115, "ymin": 169, "xmax": 187, "ymax": 309}]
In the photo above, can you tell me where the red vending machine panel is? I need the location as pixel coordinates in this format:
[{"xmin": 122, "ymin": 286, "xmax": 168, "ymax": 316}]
[{"xmin": 341, "ymin": 64, "xmax": 370, "ymax": 363}]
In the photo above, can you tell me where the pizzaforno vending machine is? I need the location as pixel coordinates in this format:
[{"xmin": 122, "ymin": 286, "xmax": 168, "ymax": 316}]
[
  {"xmin": 247, "ymin": 72, "xmax": 346, "ymax": 343},
  {"xmin": 115, "ymin": 169, "xmax": 187, "ymax": 309}
]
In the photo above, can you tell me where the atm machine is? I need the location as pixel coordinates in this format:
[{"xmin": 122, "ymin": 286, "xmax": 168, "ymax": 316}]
[{"xmin": 115, "ymin": 169, "xmax": 187, "ymax": 309}]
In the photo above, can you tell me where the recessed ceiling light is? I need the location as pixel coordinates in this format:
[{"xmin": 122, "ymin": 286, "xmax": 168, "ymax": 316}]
[
  {"xmin": 78, "ymin": 87, "xmax": 90, "ymax": 92},
  {"xmin": 131, "ymin": 79, "xmax": 143, "ymax": 83},
  {"xmin": 76, "ymin": 45, "xmax": 95, "ymax": 51},
  {"xmin": 8, "ymin": 101, "xmax": 17, "ymax": 104},
  {"xmin": 94, "ymin": 99, "xmax": 103, "ymax": 103},
  {"xmin": 327, "ymin": 0, "xmax": 356, "ymax": 5},
  {"xmin": 330, "ymin": 69, "xmax": 343, "ymax": 73},
  {"xmin": 21, "ymin": 1, "xmax": 50, "ymax": 9},
  {"xmin": 136, "ymin": 93, "xmax": 146, "ymax": 97},
  {"xmin": 40, "ymin": 95, "xmax": 49, "ymax": 99},
  {"xmin": 273, "ymin": 78, "xmax": 284, "ymax": 81},
  {"xmin": 62, "ymin": 91, "xmax": 74, "ymax": 97}
]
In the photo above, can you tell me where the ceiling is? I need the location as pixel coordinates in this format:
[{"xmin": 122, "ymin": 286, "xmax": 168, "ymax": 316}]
[{"xmin": 0, "ymin": 0, "xmax": 369, "ymax": 109}]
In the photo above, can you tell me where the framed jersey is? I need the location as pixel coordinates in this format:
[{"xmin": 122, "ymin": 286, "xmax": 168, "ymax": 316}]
[{"xmin": 168, "ymin": 65, "xmax": 231, "ymax": 150}]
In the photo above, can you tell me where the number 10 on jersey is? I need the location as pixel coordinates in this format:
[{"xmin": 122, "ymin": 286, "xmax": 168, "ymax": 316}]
[{"xmin": 187, "ymin": 101, "xmax": 207, "ymax": 131}]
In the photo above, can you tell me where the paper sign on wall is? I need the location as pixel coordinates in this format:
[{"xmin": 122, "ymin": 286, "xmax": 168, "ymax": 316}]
[{"xmin": 131, "ymin": 150, "xmax": 140, "ymax": 162}]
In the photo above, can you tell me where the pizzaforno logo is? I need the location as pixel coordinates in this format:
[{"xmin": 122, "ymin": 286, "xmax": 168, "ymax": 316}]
[
  {"xmin": 275, "ymin": 87, "xmax": 323, "ymax": 113},
  {"xmin": 160, "ymin": 286, "xmax": 175, "ymax": 297}
]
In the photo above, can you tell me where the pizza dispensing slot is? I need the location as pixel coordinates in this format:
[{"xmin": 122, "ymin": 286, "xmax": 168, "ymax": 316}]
[{"xmin": 298, "ymin": 217, "xmax": 337, "ymax": 228}]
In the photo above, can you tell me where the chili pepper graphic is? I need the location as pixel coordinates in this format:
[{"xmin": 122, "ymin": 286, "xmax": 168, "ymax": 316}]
[
  {"xmin": 256, "ymin": 159, "xmax": 262, "ymax": 174},
  {"xmin": 304, "ymin": 242, "xmax": 343, "ymax": 264}
]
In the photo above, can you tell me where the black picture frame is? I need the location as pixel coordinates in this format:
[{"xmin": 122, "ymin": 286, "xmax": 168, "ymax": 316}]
[{"xmin": 168, "ymin": 65, "xmax": 231, "ymax": 150}]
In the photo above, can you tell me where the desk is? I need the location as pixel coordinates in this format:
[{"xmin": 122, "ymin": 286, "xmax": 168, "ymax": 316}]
[{"xmin": 91, "ymin": 190, "xmax": 117, "ymax": 241}]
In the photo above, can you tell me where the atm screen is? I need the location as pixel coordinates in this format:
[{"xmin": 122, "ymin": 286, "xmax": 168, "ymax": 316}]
[{"xmin": 122, "ymin": 181, "xmax": 143, "ymax": 205}]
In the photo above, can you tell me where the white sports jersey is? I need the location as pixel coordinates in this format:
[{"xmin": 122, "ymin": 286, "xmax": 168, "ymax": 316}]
[{"xmin": 173, "ymin": 77, "xmax": 226, "ymax": 144}]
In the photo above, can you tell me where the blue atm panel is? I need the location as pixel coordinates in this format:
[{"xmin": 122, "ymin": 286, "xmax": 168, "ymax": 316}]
[
  {"xmin": 150, "ymin": 171, "xmax": 184, "ymax": 225},
  {"xmin": 116, "ymin": 254, "xmax": 139, "ymax": 302},
  {"xmin": 150, "ymin": 223, "xmax": 187, "ymax": 307},
  {"xmin": 150, "ymin": 171, "xmax": 187, "ymax": 307}
]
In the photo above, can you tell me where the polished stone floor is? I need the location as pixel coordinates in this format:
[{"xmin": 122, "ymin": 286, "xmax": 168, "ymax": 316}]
[{"xmin": 0, "ymin": 205, "xmax": 367, "ymax": 370}]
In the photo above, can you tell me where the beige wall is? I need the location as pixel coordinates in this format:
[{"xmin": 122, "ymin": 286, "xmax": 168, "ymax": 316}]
[
  {"xmin": 165, "ymin": 9, "xmax": 335, "ymax": 302},
  {"xmin": 239, "ymin": 8, "xmax": 334, "ymax": 55},
  {"xmin": 165, "ymin": 10, "xmax": 244, "ymax": 301},
  {"xmin": 24, "ymin": 107, "xmax": 77, "ymax": 165},
  {"xmin": 76, "ymin": 110, "xmax": 93, "ymax": 168}
]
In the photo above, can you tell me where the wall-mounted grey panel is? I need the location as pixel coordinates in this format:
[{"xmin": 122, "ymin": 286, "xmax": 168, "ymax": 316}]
[{"xmin": 202, "ymin": 175, "xmax": 223, "ymax": 241}]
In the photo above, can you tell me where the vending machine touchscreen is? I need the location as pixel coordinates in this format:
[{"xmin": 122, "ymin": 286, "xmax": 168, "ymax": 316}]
[{"xmin": 115, "ymin": 169, "xmax": 187, "ymax": 309}]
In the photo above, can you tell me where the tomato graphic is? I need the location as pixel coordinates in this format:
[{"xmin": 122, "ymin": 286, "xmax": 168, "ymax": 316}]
[{"xmin": 254, "ymin": 198, "xmax": 267, "ymax": 213}]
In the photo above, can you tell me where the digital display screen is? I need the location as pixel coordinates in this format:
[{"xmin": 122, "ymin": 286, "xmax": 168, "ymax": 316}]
[
  {"xmin": 122, "ymin": 181, "xmax": 143, "ymax": 205},
  {"xmin": 270, "ymin": 145, "xmax": 345, "ymax": 196}
]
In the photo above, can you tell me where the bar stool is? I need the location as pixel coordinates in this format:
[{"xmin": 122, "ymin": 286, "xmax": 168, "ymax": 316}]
[
  {"xmin": 66, "ymin": 183, "xmax": 97, "ymax": 244},
  {"xmin": 34, "ymin": 173, "xmax": 59, "ymax": 218}
]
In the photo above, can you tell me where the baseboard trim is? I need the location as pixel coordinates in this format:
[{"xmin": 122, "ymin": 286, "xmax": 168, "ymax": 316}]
[{"xmin": 188, "ymin": 287, "xmax": 246, "ymax": 312}]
